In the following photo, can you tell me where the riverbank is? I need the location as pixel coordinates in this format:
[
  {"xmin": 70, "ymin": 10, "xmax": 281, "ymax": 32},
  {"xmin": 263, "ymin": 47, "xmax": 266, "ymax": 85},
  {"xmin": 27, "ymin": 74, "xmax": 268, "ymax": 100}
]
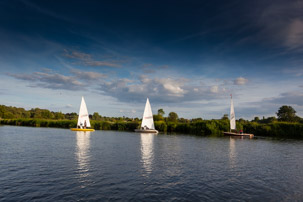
[{"xmin": 1, "ymin": 118, "xmax": 303, "ymax": 138}]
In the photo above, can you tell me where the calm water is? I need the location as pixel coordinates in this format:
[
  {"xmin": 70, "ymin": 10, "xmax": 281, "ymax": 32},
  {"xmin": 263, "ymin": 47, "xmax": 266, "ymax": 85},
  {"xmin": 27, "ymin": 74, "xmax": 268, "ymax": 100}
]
[{"xmin": 1, "ymin": 126, "xmax": 303, "ymax": 201}]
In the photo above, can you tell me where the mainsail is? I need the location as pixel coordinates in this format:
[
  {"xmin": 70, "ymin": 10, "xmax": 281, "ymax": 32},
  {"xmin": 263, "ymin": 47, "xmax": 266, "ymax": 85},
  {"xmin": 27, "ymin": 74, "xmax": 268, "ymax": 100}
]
[
  {"xmin": 77, "ymin": 96, "xmax": 91, "ymax": 128},
  {"xmin": 141, "ymin": 98, "xmax": 155, "ymax": 130},
  {"xmin": 230, "ymin": 94, "xmax": 236, "ymax": 130}
]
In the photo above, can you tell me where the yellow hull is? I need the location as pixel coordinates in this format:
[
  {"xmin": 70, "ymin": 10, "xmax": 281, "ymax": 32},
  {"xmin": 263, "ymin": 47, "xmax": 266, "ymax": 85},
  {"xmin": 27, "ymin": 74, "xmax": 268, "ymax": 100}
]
[{"xmin": 70, "ymin": 128, "xmax": 95, "ymax": 132}]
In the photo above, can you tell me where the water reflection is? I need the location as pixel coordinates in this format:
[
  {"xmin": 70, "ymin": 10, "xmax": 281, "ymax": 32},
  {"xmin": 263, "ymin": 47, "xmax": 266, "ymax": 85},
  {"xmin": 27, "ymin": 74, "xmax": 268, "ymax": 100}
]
[
  {"xmin": 229, "ymin": 137, "xmax": 236, "ymax": 169},
  {"xmin": 140, "ymin": 133, "xmax": 154, "ymax": 175},
  {"xmin": 75, "ymin": 131, "xmax": 91, "ymax": 182}
]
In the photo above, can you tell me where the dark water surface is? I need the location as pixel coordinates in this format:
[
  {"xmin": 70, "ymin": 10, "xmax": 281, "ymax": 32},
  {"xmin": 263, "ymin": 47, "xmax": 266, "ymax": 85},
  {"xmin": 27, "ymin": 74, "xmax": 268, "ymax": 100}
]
[{"xmin": 1, "ymin": 126, "xmax": 303, "ymax": 201}]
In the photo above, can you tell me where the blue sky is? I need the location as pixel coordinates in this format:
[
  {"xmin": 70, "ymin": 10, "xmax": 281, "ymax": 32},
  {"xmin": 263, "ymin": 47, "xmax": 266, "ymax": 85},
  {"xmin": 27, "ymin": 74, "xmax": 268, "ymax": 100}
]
[{"xmin": 0, "ymin": 0, "xmax": 303, "ymax": 119}]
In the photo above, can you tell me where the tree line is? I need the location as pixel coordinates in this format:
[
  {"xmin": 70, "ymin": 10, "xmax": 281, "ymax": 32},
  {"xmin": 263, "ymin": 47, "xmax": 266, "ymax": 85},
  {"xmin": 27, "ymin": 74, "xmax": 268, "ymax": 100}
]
[
  {"xmin": 1, "ymin": 104, "xmax": 303, "ymax": 138},
  {"xmin": 0, "ymin": 105, "xmax": 191, "ymax": 123}
]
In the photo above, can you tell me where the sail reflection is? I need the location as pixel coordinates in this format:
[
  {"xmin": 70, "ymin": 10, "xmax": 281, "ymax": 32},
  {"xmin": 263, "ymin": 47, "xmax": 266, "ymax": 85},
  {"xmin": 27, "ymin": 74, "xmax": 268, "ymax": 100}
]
[
  {"xmin": 229, "ymin": 137, "xmax": 237, "ymax": 169},
  {"xmin": 140, "ymin": 133, "xmax": 154, "ymax": 175},
  {"xmin": 75, "ymin": 131, "xmax": 91, "ymax": 180}
]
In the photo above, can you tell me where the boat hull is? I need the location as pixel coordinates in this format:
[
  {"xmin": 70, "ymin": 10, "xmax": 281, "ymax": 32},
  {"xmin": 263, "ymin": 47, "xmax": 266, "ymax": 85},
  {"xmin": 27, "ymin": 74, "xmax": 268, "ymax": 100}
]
[
  {"xmin": 135, "ymin": 129, "xmax": 158, "ymax": 134},
  {"xmin": 223, "ymin": 132, "xmax": 254, "ymax": 138},
  {"xmin": 70, "ymin": 128, "xmax": 95, "ymax": 132}
]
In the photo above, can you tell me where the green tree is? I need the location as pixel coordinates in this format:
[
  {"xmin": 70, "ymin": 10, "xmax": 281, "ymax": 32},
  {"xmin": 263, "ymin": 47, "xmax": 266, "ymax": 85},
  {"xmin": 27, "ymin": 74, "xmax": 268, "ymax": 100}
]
[
  {"xmin": 276, "ymin": 105, "xmax": 297, "ymax": 122},
  {"xmin": 179, "ymin": 118, "xmax": 189, "ymax": 123},
  {"xmin": 158, "ymin": 109, "xmax": 165, "ymax": 116},
  {"xmin": 41, "ymin": 109, "xmax": 54, "ymax": 119},
  {"xmin": 92, "ymin": 112, "xmax": 102, "ymax": 120},
  {"xmin": 153, "ymin": 114, "xmax": 164, "ymax": 121},
  {"xmin": 221, "ymin": 114, "xmax": 229, "ymax": 120},
  {"xmin": 253, "ymin": 117, "xmax": 260, "ymax": 122},
  {"xmin": 191, "ymin": 118, "xmax": 203, "ymax": 122},
  {"xmin": 65, "ymin": 112, "xmax": 78, "ymax": 120},
  {"xmin": 30, "ymin": 108, "xmax": 42, "ymax": 118},
  {"xmin": 168, "ymin": 112, "xmax": 178, "ymax": 122},
  {"xmin": 54, "ymin": 112, "xmax": 65, "ymax": 119}
]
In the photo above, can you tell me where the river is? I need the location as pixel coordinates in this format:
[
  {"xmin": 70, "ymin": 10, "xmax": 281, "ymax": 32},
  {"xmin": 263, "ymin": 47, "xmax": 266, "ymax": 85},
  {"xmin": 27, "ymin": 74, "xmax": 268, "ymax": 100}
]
[{"xmin": 1, "ymin": 126, "xmax": 303, "ymax": 201}]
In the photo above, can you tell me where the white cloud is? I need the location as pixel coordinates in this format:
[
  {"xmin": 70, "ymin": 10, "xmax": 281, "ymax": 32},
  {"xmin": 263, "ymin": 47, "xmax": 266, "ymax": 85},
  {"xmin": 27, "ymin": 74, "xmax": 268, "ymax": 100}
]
[
  {"xmin": 284, "ymin": 19, "xmax": 303, "ymax": 50},
  {"xmin": 210, "ymin": 85, "xmax": 219, "ymax": 93},
  {"xmin": 63, "ymin": 49, "xmax": 121, "ymax": 68},
  {"xmin": 283, "ymin": 68, "xmax": 303, "ymax": 77},
  {"xmin": 267, "ymin": 91, "xmax": 303, "ymax": 106},
  {"xmin": 254, "ymin": 1, "xmax": 303, "ymax": 52},
  {"xmin": 140, "ymin": 75, "xmax": 152, "ymax": 84},
  {"xmin": 234, "ymin": 77, "xmax": 248, "ymax": 85},
  {"xmin": 65, "ymin": 104, "xmax": 73, "ymax": 108},
  {"xmin": 157, "ymin": 78, "xmax": 186, "ymax": 96},
  {"xmin": 8, "ymin": 68, "xmax": 107, "ymax": 90},
  {"xmin": 8, "ymin": 71, "xmax": 84, "ymax": 90},
  {"xmin": 139, "ymin": 63, "xmax": 170, "ymax": 74},
  {"xmin": 70, "ymin": 68, "xmax": 107, "ymax": 80},
  {"xmin": 98, "ymin": 75, "xmax": 227, "ymax": 103}
]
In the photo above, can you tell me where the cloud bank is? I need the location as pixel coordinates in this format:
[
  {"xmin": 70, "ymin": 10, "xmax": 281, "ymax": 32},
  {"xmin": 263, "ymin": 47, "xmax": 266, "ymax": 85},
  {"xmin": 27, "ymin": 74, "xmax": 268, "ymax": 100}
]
[
  {"xmin": 63, "ymin": 49, "xmax": 121, "ymax": 68},
  {"xmin": 234, "ymin": 77, "xmax": 248, "ymax": 85},
  {"xmin": 8, "ymin": 68, "xmax": 106, "ymax": 91}
]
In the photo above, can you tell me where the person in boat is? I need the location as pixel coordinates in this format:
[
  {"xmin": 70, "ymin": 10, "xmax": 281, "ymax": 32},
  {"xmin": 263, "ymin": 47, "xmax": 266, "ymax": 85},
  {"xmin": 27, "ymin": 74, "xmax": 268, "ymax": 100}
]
[
  {"xmin": 80, "ymin": 123, "xmax": 83, "ymax": 129},
  {"xmin": 239, "ymin": 129, "xmax": 243, "ymax": 134},
  {"xmin": 84, "ymin": 120, "xmax": 87, "ymax": 129}
]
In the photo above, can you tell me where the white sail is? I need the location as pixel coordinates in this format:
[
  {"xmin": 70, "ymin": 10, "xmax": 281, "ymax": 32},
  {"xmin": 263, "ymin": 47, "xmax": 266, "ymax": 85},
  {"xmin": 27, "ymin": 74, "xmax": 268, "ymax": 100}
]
[
  {"xmin": 230, "ymin": 95, "xmax": 236, "ymax": 130},
  {"xmin": 77, "ymin": 96, "xmax": 91, "ymax": 128},
  {"xmin": 141, "ymin": 98, "xmax": 155, "ymax": 130}
]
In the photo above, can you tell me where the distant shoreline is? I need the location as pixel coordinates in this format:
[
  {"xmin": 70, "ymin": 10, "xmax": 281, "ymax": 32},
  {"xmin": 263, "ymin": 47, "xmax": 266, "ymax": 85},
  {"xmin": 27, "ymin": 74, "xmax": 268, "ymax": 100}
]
[{"xmin": 1, "ymin": 118, "xmax": 303, "ymax": 139}]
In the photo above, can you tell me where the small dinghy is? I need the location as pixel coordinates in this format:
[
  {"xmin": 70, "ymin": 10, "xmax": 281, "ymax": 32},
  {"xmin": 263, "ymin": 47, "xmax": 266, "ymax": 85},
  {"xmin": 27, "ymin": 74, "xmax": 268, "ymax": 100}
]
[
  {"xmin": 223, "ymin": 94, "xmax": 253, "ymax": 138},
  {"xmin": 135, "ymin": 98, "xmax": 158, "ymax": 134},
  {"xmin": 70, "ymin": 96, "xmax": 95, "ymax": 132}
]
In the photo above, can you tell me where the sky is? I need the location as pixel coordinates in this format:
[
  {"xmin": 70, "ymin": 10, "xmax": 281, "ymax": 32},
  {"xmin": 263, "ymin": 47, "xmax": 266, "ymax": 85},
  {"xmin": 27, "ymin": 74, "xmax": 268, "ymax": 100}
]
[{"xmin": 0, "ymin": 0, "xmax": 303, "ymax": 119}]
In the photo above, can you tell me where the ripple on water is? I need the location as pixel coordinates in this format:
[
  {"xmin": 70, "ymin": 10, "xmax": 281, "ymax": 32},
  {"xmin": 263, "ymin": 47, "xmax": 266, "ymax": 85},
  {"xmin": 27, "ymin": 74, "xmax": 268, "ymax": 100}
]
[{"xmin": 1, "ymin": 127, "xmax": 303, "ymax": 201}]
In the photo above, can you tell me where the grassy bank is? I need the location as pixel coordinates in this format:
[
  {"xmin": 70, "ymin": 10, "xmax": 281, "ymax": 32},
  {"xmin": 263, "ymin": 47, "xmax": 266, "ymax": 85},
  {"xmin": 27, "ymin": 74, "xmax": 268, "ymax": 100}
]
[{"xmin": 1, "ymin": 118, "xmax": 303, "ymax": 138}]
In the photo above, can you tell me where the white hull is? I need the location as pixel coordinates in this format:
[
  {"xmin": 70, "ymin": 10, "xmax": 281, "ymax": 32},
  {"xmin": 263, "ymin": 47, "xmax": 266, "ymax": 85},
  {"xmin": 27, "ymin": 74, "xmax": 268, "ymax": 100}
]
[
  {"xmin": 135, "ymin": 129, "xmax": 158, "ymax": 134},
  {"xmin": 223, "ymin": 132, "xmax": 254, "ymax": 138}
]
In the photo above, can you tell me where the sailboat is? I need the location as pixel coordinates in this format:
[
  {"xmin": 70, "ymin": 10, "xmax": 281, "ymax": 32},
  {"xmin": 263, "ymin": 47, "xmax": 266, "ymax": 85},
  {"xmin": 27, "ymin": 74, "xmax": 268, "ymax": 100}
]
[
  {"xmin": 135, "ymin": 98, "xmax": 158, "ymax": 134},
  {"xmin": 223, "ymin": 94, "xmax": 253, "ymax": 138},
  {"xmin": 70, "ymin": 96, "xmax": 95, "ymax": 132}
]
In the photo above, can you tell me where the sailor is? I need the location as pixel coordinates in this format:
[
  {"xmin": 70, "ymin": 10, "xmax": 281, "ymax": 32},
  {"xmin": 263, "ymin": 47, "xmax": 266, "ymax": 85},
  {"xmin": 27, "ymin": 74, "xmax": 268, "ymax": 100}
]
[{"xmin": 84, "ymin": 120, "xmax": 87, "ymax": 129}]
